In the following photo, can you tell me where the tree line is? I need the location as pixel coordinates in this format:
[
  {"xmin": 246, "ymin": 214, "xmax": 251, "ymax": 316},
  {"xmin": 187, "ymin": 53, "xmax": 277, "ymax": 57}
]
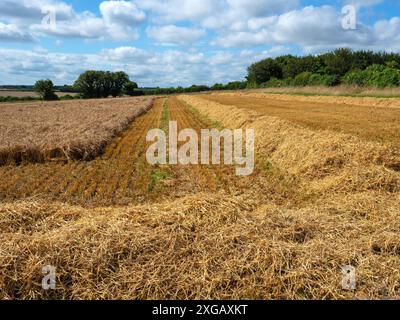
[
  {"xmin": 247, "ymin": 48, "xmax": 400, "ymax": 88},
  {"xmin": 33, "ymin": 72, "xmax": 248, "ymax": 101},
  {"xmin": 31, "ymin": 48, "xmax": 400, "ymax": 101},
  {"xmin": 73, "ymin": 71, "xmax": 139, "ymax": 98},
  {"xmin": 140, "ymin": 81, "xmax": 247, "ymax": 95},
  {"xmin": 33, "ymin": 71, "xmax": 140, "ymax": 101}
]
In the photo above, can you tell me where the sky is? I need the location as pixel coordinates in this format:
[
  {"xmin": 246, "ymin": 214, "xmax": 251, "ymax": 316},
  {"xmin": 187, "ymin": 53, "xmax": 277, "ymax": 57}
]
[{"xmin": 0, "ymin": 0, "xmax": 400, "ymax": 87}]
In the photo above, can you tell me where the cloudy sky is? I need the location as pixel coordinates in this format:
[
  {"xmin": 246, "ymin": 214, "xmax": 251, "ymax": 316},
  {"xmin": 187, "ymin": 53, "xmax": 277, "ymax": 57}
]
[{"xmin": 0, "ymin": 0, "xmax": 399, "ymax": 86}]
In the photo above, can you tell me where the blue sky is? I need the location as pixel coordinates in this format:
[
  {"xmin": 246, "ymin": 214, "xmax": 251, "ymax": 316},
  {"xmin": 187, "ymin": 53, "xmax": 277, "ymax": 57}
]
[{"xmin": 0, "ymin": 0, "xmax": 399, "ymax": 86}]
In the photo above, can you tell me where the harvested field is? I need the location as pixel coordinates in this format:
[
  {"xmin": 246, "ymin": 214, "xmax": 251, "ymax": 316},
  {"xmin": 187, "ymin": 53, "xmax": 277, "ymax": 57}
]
[
  {"xmin": 2, "ymin": 190, "xmax": 400, "ymax": 300},
  {"xmin": 0, "ymin": 98, "xmax": 163, "ymax": 206},
  {"xmin": 202, "ymin": 92, "xmax": 400, "ymax": 148},
  {"xmin": 181, "ymin": 95, "xmax": 400, "ymax": 192},
  {"xmin": 1, "ymin": 94, "xmax": 400, "ymax": 300},
  {"xmin": 0, "ymin": 97, "xmax": 154, "ymax": 165},
  {"xmin": 0, "ymin": 97, "xmax": 247, "ymax": 206},
  {"xmin": 250, "ymin": 86, "xmax": 400, "ymax": 98},
  {"xmin": 0, "ymin": 90, "xmax": 76, "ymax": 98}
]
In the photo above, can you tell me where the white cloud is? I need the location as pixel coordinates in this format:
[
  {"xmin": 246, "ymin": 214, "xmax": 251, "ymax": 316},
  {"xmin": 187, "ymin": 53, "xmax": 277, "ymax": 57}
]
[
  {"xmin": 100, "ymin": 0, "xmax": 145, "ymax": 25},
  {"xmin": 2, "ymin": 0, "xmax": 400, "ymax": 87},
  {"xmin": 101, "ymin": 46, "xmax": 152, "ymax": 61},
  {"xmin": 0, "ymin": 22, "xmax": 34, "ymax": 42},
  {"xmin": 212, "ymin": 5, "xmax": 399, "ymax": 52},
  {"xmin": 0, "ymin": 0, "xmax": 76, "ymax": 23},
  {"xmin": 137, "ymin": 0, "xmax": 298, "ymax": 28},
  {"xmin": 137, "ymin": 0, "xmax": 221, "ymax": 23},
  {"xmin": 1, "ymin": 0, "xmax": 145, "ymax": 41},
  {"xmin": 343, "ymin": 0, "xmax": 383, "ymax": 9},
  {"xmin": 372, "ymin": 17, "xmax": 400, "ymax": 52},
  {"xmin": 227, "ymin": 0, "xmax": 298, "ymax": 18},
  {"xmin": 247, "ymin": 16, "xmax": 278, "ymax": 31},
  {"xmin": 146, "ymin": 25, "xmax": 206, "ymax": 45},
  {"xmin": 34, "ymin": 1, "xmax": 145, "ymax": 40},
  {"xmin": 269, "ymin": 6, "xmax": 347, "ymax": 46},
  {"xmin": 0, "ymin": 46, "xmax": 280, "ymax": 87},
  {"xmin": 30, "ymin": 12, "xmax": 105, "ymax": 39},
  {"xmin": 209, "ymin": 51, "xmax": 234, "ymax": 65},
  {"xmin": 201, "ymin": 0, "xmax": 297, "ymax": 30},
  {"xmin": 213, "ymin": 29, "xmax": 270, "ymax": 48}
]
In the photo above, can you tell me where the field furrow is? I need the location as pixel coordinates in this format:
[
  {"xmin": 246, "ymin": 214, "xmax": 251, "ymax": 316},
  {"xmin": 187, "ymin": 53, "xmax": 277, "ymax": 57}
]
[{"xmin": 167, "ymin": 97, "xmax": 237, "ymax": 193}]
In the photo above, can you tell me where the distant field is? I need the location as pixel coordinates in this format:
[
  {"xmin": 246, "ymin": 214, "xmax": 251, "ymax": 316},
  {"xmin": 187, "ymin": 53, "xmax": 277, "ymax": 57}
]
[
  {"xmin": 203, "ymin": 92, "xmax": 400, "ymax": 148},
  {"xmin": 0, "ymin": 97, "xmax": 153, "ymax": 165},
  {"xmin": 251, "ymin": 86, "xmax": 400, "ymax": 98},
  {"xmin": 0, "ymin": 90, "xmax": 76, "ymax": 98}
]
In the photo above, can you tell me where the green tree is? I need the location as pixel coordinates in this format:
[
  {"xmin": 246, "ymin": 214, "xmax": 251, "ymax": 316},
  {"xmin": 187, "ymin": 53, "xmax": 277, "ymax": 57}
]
[
  {"xmin": 247, "ymin": 58, "xmax": 283, "ymax": 85},
  {"xmin": 111, "ymin": 71, "xmax": 130, "ymax": 97},
  {"xmin": 74, "ymin": 71, "xmax": 131, "ymax": 99},
  {"xmin": 292, "ymin": 72, "xmax": 313, "ymax": 86},
  {"xmin": 123, "ymin": 81, "xmax": 139, "ymax": 96},
  {"xmin": 386, "ymin": 61, "xmax": 400, "ymax": 69},
  {"xmin": 224, "ymin": 81, "xmax": 247, "ymax": 90},
  {"xmin": 34, "ymin": 79, "xmax": 58, "ymax": 101},
  {"xmin": 185, "ymin": 85, "xmax": 210, "ymax": 93},
  {"xmin": 212, "ymin": 83, "xmax": 224, "ymax": 91},
  {"xmin": 324, "ymin": 48, "xmax": 353, "ymax": 77},
  {"xmin": 100, "ymin": 71, "xmax": 113, "ymax": 98},
  {"xmin": 276, "ymin": 55, "xmax": 302, "ymax": 79},
  {"xmin": 74, "ymin": 71, "xmax": 101, "ymax": 98},
  {"xmin": 343, "ymin": 64, "xmax": 400, "ymax": 87}
]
